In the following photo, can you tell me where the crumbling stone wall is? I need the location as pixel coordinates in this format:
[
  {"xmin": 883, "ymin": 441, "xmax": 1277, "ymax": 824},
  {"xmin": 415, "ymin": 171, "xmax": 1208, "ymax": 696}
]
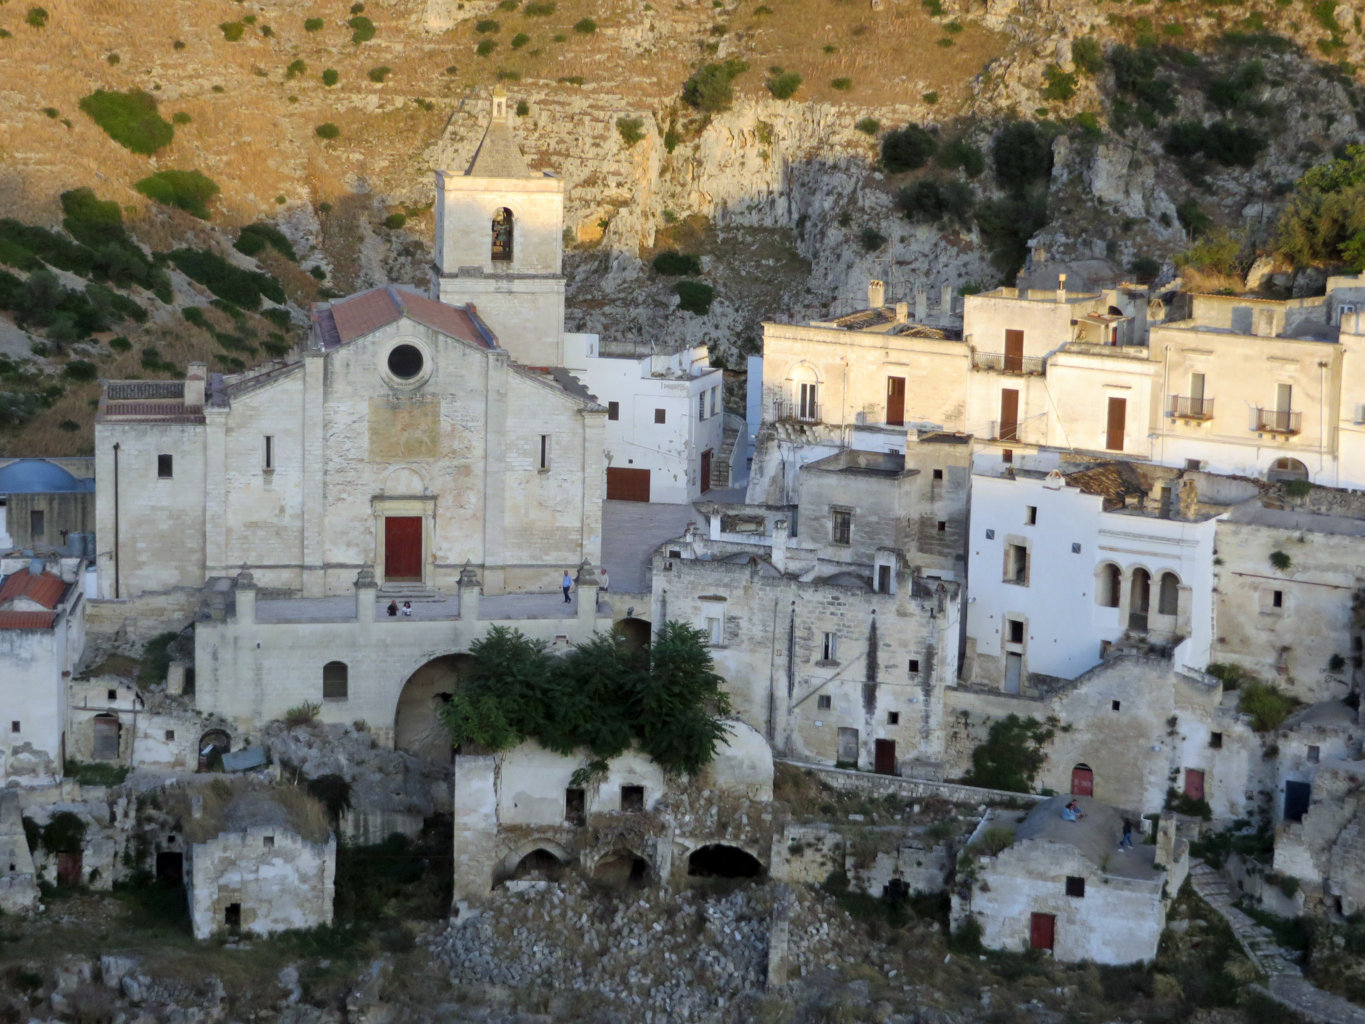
[{"xmin": 186, "ymin": 826, "xmax": 335, "ymax": 940}]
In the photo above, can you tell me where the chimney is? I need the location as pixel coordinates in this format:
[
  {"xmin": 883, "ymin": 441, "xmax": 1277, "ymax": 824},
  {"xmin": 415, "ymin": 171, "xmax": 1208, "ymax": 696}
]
[
  {"xmin": 1153, "ymin": 814, "xmax": 1177, "ymax": 868},
  {"xmin": 1252, "ymin": 307, "xmax": 1278, "ymax": 337},
  {"xmin": 185, "ymin": 362, "xmax": 207, "ymax": 408},
  {"xmin": 353, "ymin": 566, "xmax": 376, "ymax": 628},
  {"xmin": 914, "ymin": 289, "xmax": 927, "ymax": 323},
  {"xmin": 1057, "ymin": 273, "xmax": 1067, "ymax": 304},
  {"xmin": 771, "ymin": 518, "xmax": 789, "ymax": 575},
  {"xmin": 867, "ymin": 279, "xmax": 885, "ymax": 309},
  {"xmin": 458, "ymin": 561, "xmax": 481, "ymax": 621},
  {"xmin": 894, "ymin": 301, "xmax": 909, "ymax": 323},
  {"xmin": 940, "ymin": 284, "xmax": 955, "ymax": 315},
  {"xmin": 1015, "ymin": 272, "xmax": 1028, "ymax": 300}
]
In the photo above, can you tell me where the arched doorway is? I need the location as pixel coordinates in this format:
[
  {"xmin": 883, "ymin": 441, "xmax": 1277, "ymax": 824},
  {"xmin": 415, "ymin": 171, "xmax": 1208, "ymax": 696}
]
[
  {"xmin": 1071, "ymin": 763, "xmax": 1094, "ymax": 796},
  {"xmin": 1128, "ymin": 568, "xmax": 1151, "ymax": 631},
  {"xmin": 394, "ymin": 654, "xmax": 475, "ymax": 760},
  {"xmin": 198, "ymin": 729, "xmax": 230, "ymax": 771},
  {"xmin": 505, "ymin": 848, "xmax": 565, "ymax": 884},
  {"xmin": 591, "ymin": 850, "xmax": 650, "ymax": 888},
  {"xmin": 1268, "ymin": 457, "xmax": 1309, "ymax": 483},
  {"xmin": 687, "ymin": 844, "xmax": 764, "ymax": 879},
  {"xmin": 614, "ymin": 617, "xmax": 651, "ymax": 650}
]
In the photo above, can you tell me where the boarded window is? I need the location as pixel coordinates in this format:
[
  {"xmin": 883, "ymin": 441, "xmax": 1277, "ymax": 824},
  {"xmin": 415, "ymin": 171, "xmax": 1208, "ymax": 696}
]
[
  {"xmin": 1158, "ymin": 572, "xmax": 1179, "ymax": 615},
  {"xmin": 621, "ymin": 785, "xmax": 644, "ymax": 812},
  {"xmin": 1308, "ymin": 745, "xmax": 1320, "ymax": 763},
  {"xmin": 654, "ymin": 408, "xmax": 666, "ymax": 424},
  {"xmin": 322, "ymin": 661, "xmax": 349, "ymax": 700},
  {"xmin": 607, "ymin": 401, "xmax": 619, "ymax": 421},
  {"xmin": 29, "ymin": 509, "xmax": 44, "ymax": 538},
  {"xmin": 92, "ymin": 714, "xmax": 121, "ymax": 760},
  {"xmin": 1065, "ymin": 876, "xmax": 1085, "ymax": 898}
]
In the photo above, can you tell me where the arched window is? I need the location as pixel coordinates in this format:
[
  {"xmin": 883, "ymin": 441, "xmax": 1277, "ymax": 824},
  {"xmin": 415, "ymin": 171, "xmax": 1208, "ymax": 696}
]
[
  {"xmin": 1129, "ymin": 568, "xmax": 1151, "ymax": 630},
  {"xmin": 1096, "ymin": 563, "xmax": 1121, "ymax": 608},
  {"xmin": 491, "ymin": 207, "xmax": 513, "ymax": 262},
  {"xmin": 789, "ymin": 364, "xmax": 820, "ymax": 422},
  {"xmin": 323, "ymin": 661, "xmax": 349, "ymax": 701},
  {"xmin": 1158, "ymin": 572, "xmax": 1180, "ymax": 615},
  {"xmin": 1268, "ymin": 457, "xmax": 1308, "ymax": 483}
]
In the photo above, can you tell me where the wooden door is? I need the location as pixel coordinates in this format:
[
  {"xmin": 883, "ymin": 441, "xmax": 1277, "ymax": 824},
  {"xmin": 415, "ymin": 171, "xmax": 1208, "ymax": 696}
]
[
  {"xmin": 837, "ymin": 727, "xmax": 859, "ymax": 765},
  {"xmin": 1071, "ymin": 764, "xmax": 1094, "ymax": 797},
  {"xmin": 700, "ymin": 449, "xmax": 713, "ymax": 493},
  {"xmin": 384, "ymin": 516, "xmax": 423, "ymax": 581},
  {"xmin": 92, "ymin": 715, "xmax": 120, "ymax": 760},
  {"xmin": 1004, "ymin": 330, "xmax": 1024, "ymax": 373},
  {"xmin": 606, "ymin": 467, "xmax": 651, "ymax": 502},
  {"xmin": 1184, "ymin": 769, "xmax": 1205, "ymax": 801},
  {"xmin": 56, "ymin": 851, "xmax": 83, "ymax": 887},
  {"xmin": 1029, "ymin": 912, "xmax": 1055, "ymax": 951},
  {"xmin": 874, "ymin": 739, "xmax": 896, "ymax": 776},
  {"xmin": 1106, "ymin": 397, "xmax": 1126, "ymax": 451},
  {"xmin": 886, "ymin": 376, "xmax": 906, "ymax": 425},
  {"xmin": 998, "ymin": 389, "xmax": 1019, "ymax": 441}
]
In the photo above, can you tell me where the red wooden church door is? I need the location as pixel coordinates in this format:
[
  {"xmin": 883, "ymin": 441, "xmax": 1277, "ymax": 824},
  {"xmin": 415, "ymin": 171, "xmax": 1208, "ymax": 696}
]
[{"xmin": 385, "ymin": 517, "xmax": 422, "ymax": 581}]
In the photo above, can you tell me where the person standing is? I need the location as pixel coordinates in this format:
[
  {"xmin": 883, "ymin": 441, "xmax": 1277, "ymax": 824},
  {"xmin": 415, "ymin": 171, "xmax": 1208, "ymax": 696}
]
[
  {"xmin": 1119, "ymin": 818, "xmax": 1135, "ymax": 850},
  {"xmin": 599, "ymin": 568, "xmax": 609, "ymax": 594},
  {"xmin": 562, "ymin": 570, "xmax": 573, "ymax": 603}
]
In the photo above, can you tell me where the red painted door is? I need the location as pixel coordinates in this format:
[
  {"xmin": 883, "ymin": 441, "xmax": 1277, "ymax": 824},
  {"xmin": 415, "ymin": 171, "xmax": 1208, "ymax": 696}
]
[
  {"xmin": 874, "ymin": 739, "xmax": 896, "ymax": 776},
  {"xmin": 1071, "ymin": 765, "xmax": 1094, "ymax": 797},
  {"xmin": 1184, "ymin": 769, "xmax": 1205, "ymax": 801},
  {"xmin": 999, "ymin": 389, "xmax": 1019, "ymax": 441},
  {"xmin": 700, "ymin": 449, "xmax": 713, "ymax": 493},
  {"xmin": 886, "ymin": 377, "xmax": 906, "ymax": 426},
  {"xmin": 1030, "ymin": 912, "xmax": 1055, "ymax": 951},
  {"xmin": 384, "ymin": 516, "xmax": 423, "ymax": 581},
  {"xmin": 1106, "ymin": 397, "xmax": 1127, "ymax": 451},
  {"xmin": 57, "ymin": 851, "xmax": 83, "ymax": 887}
]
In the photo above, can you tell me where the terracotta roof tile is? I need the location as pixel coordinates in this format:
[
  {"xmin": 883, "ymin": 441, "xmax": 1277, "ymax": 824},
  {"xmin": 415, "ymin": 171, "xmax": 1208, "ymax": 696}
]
[
  {"xmin": 319, "ymin": 286, "xmax": 496, "ymax": 349},
  {"xmin": 330, "ymin": 287, "xmax": 402, "ymax": 343},
  {"xmin": 0, "ymin": 611, "xmax": 57, "ymax": 630},
  {"xmin": 0, "ymin": 568, "xmax": 67, "ymax": 610}
]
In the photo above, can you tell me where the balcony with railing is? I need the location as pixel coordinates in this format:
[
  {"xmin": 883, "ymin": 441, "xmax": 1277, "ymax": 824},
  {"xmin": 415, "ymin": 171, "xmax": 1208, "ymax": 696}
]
[
  {"xmin": 1168, "ymin": 395, "xmax": 1214, "ymax": 420},
  {"xmin": 972, "ymin": 350, "xmax": 1045, "ymax": 375},
  {"xmin": 779, "ymin": 400, "xmax": 822, "ymax": 424},
  {"xmin": 1251, "ymin": 408, "xmax": 1301, "ymax": 435}
]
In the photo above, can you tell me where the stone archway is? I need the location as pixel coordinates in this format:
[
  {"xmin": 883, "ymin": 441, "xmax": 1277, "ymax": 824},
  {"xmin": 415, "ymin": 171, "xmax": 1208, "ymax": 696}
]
[
  {"xmin": 614, "ymin": 617, "xmax": 651, "ymax": 650},
  {"xmin": 394, "ymin": 654, "xmax": 475, "ymax": 760},
  {"xmin": 687, "ymin": 844, "xmax": 764, "ymax": 880},
  {"xmin": 591, "ymin": 849, "xmax": 651, "ymax": 888}
]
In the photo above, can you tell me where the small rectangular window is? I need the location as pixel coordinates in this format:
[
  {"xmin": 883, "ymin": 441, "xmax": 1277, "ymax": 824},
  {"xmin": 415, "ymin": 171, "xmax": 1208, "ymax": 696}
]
[
  {"xmin": 621, "ymin": 785, "xmax": 645, "ymax": 813},
  {"xmin": 607, "ymin": 401, "xmax": 620, "ymax": 421},
  {"xmin": 1209, "ymin": 732, "xmax": 1223, "ymax": 749},
  {"xmin": 1005, "ymin": 543, "xmax": 1029, "ymax": 585},
  {"xmin": 887, "ymin": 711, "xmax": 900, "ymax": 725},
  {"xmin": 1272, "ymin": 590, "xmax": 1283, "ymax": 608},
  {"xmin": 1001, "ymin": 449, "xmax": 1013, "ymax": 464},
  {"xmin": 705, "ymin": 615, "xmax": 723, "ymax": 646},
  {"xmin": 1026, "ymin": 506, "xmax": 1037, "ymax": 525},
  {"xmin": 908, "ymin": 659, "xmax": 919, "ymax": 674},
  {"xmin": 1112, "ymin": 700, "xmax": 1121, "ymax": 712},
  {"xmin": 831, "ymin": 509, "xmax": 852, "ymax": 545},
  {"xmin": 932, "ymin": 468, "xmax": 943, "ymax": 480},
  {"xmin": 698, "ymin": 392, "xmax": 707, "ymax": 420},
  {"xmin": 654, "ymin": 408, "xmax": 666, "ymax": 424},
  {"xmin": 936, "ymin": 520, "xmax": 947, "ymax": 532},
  {"xmin": 1185, "ymin": 458, "xmax": 1202, "ymax": 471},
  {"xmin": 1065, "ymin": 876, "xmax": 1086, "ymax": 898},
  {"xmin": 9, "ymin": 721, "xmax": 18, "ymax": 734},
  {"xmin": 158, "ymin": 454, "xmax": 173, "ymax": 479},
  {"xmin": 1308, "ymin": 744, "xmax": 1320, "ymax": 763},
  {"xmin": 107, "ymin": 689, "xmax": 117, "ymax": 700},
  {"xmin": 817, "ymin": 694, "xmax": 832, "ymax": 710},
  {"xmin": 263, "ymin": 835, "xmax": 275, "ymax": 849},
  {"xmin": 263, "ymin": 435, "xmax": 274, "ymax": 471},
  {"xmin": 822, "ymin": 632, "xmax": 838, "ymax": 661},
  {"xmin": 28, "ymin": 508, "xmax": 46, "ymax": 539},
  {"xmin": 1008, "ymin": 619, "xmax": 1025, "ymax": 644},
  {"xmin": 539, "ymin": 434, "xmax": 550, "ymax": 471},
  {"xmin": 565, "ymin": 787, "xmax": 586, "ymax": 826},
  {"xmin": 710, "ymin": 386, "xmax": 719, "ymax": 417},
  {"xmin": 164, "ymin": 729, "xmax": 176, "ymax": 742}
]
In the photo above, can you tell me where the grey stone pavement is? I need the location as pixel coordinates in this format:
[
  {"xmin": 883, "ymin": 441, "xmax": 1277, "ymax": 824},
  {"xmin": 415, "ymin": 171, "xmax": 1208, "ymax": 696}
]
[{"xmin": 600, "ymin": 488, "xmax": 747, "ymax": 595}]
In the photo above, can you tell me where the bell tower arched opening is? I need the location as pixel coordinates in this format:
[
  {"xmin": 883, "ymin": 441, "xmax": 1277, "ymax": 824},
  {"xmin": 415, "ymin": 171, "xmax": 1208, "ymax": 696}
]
[{"xmin": 491, "ymin": 207, "xmax": 514, "ymax": 263}]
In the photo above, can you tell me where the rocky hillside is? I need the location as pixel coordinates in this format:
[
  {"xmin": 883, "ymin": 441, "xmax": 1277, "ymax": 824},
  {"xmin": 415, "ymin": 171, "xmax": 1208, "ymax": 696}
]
[{"xmin": 0, "ymin": 0, "xmax": 1363, "ymax": 453}]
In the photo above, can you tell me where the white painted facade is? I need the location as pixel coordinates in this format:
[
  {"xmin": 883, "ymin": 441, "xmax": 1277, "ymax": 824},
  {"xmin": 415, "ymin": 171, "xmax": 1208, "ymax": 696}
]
[{"xmin": 965, "ymin": 470, "xmax": 1218, "ymax": 689}]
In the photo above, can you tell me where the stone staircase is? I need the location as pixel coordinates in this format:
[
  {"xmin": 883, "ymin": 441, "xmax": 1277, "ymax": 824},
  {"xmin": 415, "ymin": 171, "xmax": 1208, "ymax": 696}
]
[
  {"xmin": 1188, "ymin": 860, "xmax": 1365, "ymax": 1024},
  {"xmin": 711, "ymin": 415, "xmax": 744, "ymax": 490}
]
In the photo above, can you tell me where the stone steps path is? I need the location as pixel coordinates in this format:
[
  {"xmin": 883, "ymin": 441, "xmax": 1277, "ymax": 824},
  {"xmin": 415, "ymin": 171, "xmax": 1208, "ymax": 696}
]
[{"xmin": 1188, "ymin": 860, "xmax": 1365, "ymax": 1024}]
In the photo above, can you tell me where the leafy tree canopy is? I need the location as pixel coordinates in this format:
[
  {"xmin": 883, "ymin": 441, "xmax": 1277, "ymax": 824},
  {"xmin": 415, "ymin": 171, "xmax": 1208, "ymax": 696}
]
[
  {"xmin": 1273, "ymin": 144, "xmax": 1365, "ymax": 270},
  {"xmin": 438, "ymin": 622, "xmax": 733, "ymax": 777},
  {"xmin": 962, "ymin": 714, "xmax": 1054, "ymax": 793}
]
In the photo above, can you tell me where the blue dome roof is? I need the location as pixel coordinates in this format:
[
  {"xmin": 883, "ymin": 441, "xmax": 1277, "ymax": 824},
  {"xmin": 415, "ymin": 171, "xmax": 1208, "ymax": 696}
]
[{"xmin": 0, "ymin": 460, "xmax": 91, "ymax": 494}]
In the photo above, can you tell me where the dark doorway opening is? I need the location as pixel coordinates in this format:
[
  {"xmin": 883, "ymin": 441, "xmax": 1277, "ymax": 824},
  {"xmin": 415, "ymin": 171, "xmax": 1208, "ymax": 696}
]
[
  {"xmin": 56, "ymin": 851, "xmax": 83, "ymax": 888},
  {"xmin": 687, "ymin": 844, "xmax": 764, "ymax": 879},
  {"xmin": 1284, "ymin": 780, "xmax": 1311, "ymax": 823},
  {"xmin": 156, "ymin": 850, "xmax": 184, "ymax": 884},
  {"xmin": 591, "ymin": 851, "xmax": 650, "ymax": 888},
  {"xmin": 198, "ymin": 729, "xmax": 230, "ymax": 771},
  {"xmin": 614, "ymin": 617, "xmax": 651, "ymax": 650},
  {"xmin": 224, "ymin": 902, "xmax": 241, "ymax": 935},
  {"xmin": 507, "ymin": 849, "xmax": 565, "ymax": 883}
]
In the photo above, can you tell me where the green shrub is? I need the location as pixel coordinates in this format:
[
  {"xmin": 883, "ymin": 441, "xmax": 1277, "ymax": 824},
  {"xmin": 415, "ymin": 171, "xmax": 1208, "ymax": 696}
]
[
  {"xmin": 652, "ymin": 251, "xmax": 702, "ymax": 275},
  {"xmin": 616, "ymin": 116, "xmax": 646, "ymax": 147},
  {"xmin": 382, "ymin": 212, "xmax": 406, "ymax": 229},
  {"xmin": 992, "ymin": 121, "xmax": 1053, "ymax": 191},
  {"xmin": 922, "ymin": 90, "xmax": 938, "ymax": 104},
  {"xmin": 937, "ymin": 136, "xmax": 984, "ymax": 176},
  {"xmin": 1273, "ymin": 144, "xmax": 1365, "ymax": 268},
  {"xmin": 349, "ymin": 15, "xmax": 375, "ymax": 43},
  {"xmin": 1128, "ymin": 256, "xmax": 1160, "ymax": 282},
  {"xmin": 573, "ymin": 17, "xmax": 596, "ymax": 33},
  {"xmin": 304, "ymin": 17, "xmax": 324, "ymax": 31},
  {"xmin": 767, "ymin": 70, "xmax": 802, "ymax": 99},
  {"xmin": 78, "ymin": 89, "xmax": 174, "ymax": 155},
  {"xmin": 322, "ymin": 68, "xmax": 339, "ymax": 86},
  {"xmin": 315, "ymin": 122, "xmax": 340, "ymax": 139},
  {"xmin": 284, "ymin": 701, "xmax": 321, "ymax": 727},
  {"xmin": 1240, "ymin": 679, "xmax": 1299, "ymax": 732},
  {"xmin": 26, "ymin": 6, "xmax": 47, "ymax": 28},
  {"xmin": 974, "ymin": 827, "xmax": 1015, "ymax": 855},
  {"xmin": 109, "ymin": 335, "xmax": 131, "ymax": 352},
  {"xmin": 1108, "ymin": 44, "xmax": 1177, "ymax": 127},
  {"xmin": 235, "ymin": 222, "xmax": 297, "ymax": 261},
  {"xmin": 963, "ymin": 714, "xmax": 1054, "ymax": 792},
  {"xmin": 219, "ymin": 20, "xmax": 245, "ymax": 41},
  {"xmin": 168, "ymin": 247, "xmax": 284, "ymax": 308},
  {"xmin": 171, "ymin": 111, "xmax": 191, "ymax": 126},
  {"xmin": 63, "ymin": 359, "xmax": 98, "ymax": 381},
  {"xmin": 1072, "ymin": 36, "xmax": 1103, "ymax": 73},
  {"xmin": 476, "ymin": 18, "xmax": 500, "ymax": 32},
  {"xmin": 881, "ymin": 124, "xmax": 937, "ymax": 172},
  {"xmin": 831, "ymin": 77, "xmax": 852, "ymax": 91},
  {"xmin": 183, "ymin": 306, "xmax": 208, "ymax": 328},
  {"xmin": 1165, "ymin": 788, "xmax": 1213, "ymax": 819},
  {"xmin": 135, "ymin": 170, "xmax": 220, "ymax": 219},
  {"xmin": 511, "ymin": 31, "xmax": 529, "ymax": 47},
  {"xmin": 1269, "ymin": 549, "xmax": 1292, "ymax": 570},
  {"xmin": 516, "ymin": 99, "xmax": 529, "ymax": 116},
  {"xmin": 285, "ymin": 58, "xmax": 306, "ymax": 79},
  {"xmin": 859, "ymin": 227, "xmax": 886, "ymax": 251},
  {"xmin": 682, "ymin": 58, "xmax": 749, "ymax": 112},
  {"xmin": 674, "ymin": 280, "xmax": 714, "ymax": 315},
  {"xmin": 524, "ymin": 1, "xmax": 555, "ymax": 13},
  {"xmin": 37, "ymin": 811, "xmax": 87, "ymax": 853},
  {"xmin": 1164, "ymin": 120, "xmax": 1266, "ymax": 168},
  {"xmin": 896, "ymin": 179, "xmax": 974, "ymax": 226},
  {"xmin": 1042, "ymin": 64, "xmax": 1077, "ymax": 102},
  {"xmin": 476, "ymin": 38, "xmax": 497, "ymax": 55},
  {"xmin": 368, "ymin": 65, "xmax": 391, "ymax": 82},
  {"xmin": 262, "ymin": 308, "xmax": 292, "ymax": 330},
  {"xmin": 855, "ymin": 117, "xmax": 879, "ymax": 135}
]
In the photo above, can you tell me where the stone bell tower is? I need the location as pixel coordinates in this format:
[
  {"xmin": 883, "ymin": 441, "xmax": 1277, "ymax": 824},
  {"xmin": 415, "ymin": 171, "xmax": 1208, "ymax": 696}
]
[{"xmin": 432, "ymin": 88, "xmax": 566, "ymax": 367}]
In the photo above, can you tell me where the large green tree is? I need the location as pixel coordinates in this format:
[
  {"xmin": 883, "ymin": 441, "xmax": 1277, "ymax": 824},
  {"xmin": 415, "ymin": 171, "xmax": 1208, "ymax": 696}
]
[{"xmin": 1274, "ymin": 145, "xmax": 1365, "ymax": 270}]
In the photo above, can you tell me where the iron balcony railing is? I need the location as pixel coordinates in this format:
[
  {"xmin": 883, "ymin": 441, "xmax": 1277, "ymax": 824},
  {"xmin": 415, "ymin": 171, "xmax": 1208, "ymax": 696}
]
[
  {"xmin": 972, "ymin": 350, "xmax": 1045, "ymax": 375},
  {"xmin": 1251, "ymin": 408, "xmax": 1301, "ymax": 435},
  {"xmin": 987, "ymin": 419, "xmax": 1020, "ymax": 442},
  {"xmin": 779, "ymin": 400, "xmax": 822, "ymax": 424},
  {"xmin": 1168, "ymin": 395, "xmax": 1214, "ymax": 420}
]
